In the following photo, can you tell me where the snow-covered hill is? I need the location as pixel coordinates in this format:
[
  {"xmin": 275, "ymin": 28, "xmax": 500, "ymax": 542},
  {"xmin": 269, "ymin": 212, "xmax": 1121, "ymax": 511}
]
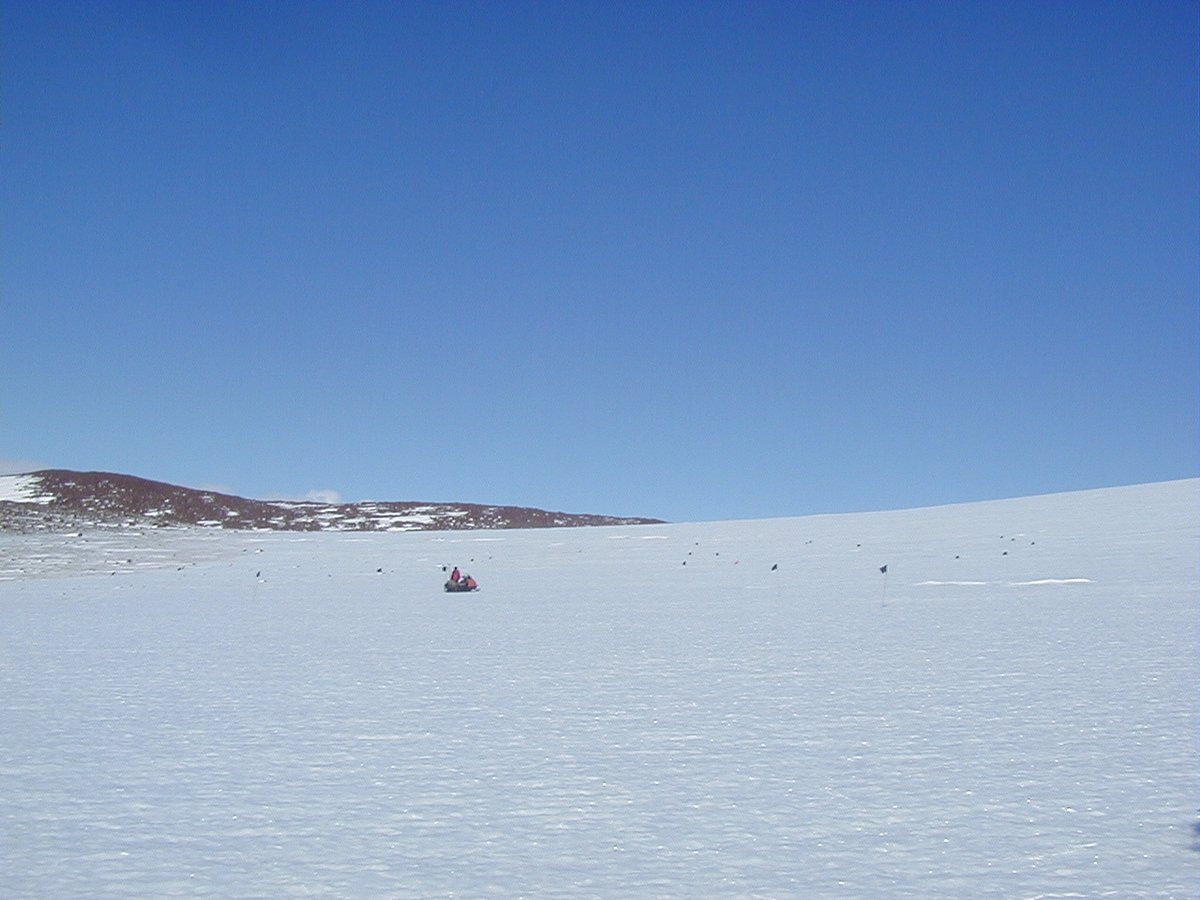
[
  {"xmin": 0, "ymin": 469, "xmax": 662, "ymax": 533},
  {"xmin": 1, "ymin": 479, "xmax": 1196, "ymax": 896}
]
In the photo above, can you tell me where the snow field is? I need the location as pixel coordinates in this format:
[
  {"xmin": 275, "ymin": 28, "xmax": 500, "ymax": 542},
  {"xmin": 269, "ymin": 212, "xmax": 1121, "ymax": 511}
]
[
  {"xmin": 0, "ymin": 474, "xmax": 50, "ymax": 504},
  {"xmin": 1, "ymin": 480, "xmax": 1196, "ymax": 897}
]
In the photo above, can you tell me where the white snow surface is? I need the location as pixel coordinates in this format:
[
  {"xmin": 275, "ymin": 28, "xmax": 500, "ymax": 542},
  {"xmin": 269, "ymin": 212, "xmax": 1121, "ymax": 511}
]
[
  {"xmin": 1, "ymin": 480, "xmax": 1197, "ymax": 897},
  {"xmin": 0, "ymin": 473, "xmax": 50, "ymax": 504}
]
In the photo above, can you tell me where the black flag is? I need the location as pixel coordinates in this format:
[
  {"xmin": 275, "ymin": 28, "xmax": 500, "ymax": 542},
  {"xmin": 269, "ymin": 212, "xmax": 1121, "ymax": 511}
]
[
  {"xmin": 879, "ymin": 565, "xmax": 888, "ymax": 574},
  {"xmin": 771, "ymin": 563, "xmax": 778, "ymax": 571}
]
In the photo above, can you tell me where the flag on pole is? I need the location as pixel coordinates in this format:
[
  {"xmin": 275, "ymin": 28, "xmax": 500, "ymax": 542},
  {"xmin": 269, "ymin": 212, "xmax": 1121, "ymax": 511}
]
[{"xmin": 879, "ymin": 565, "xmax": 888, "ymax": 574}]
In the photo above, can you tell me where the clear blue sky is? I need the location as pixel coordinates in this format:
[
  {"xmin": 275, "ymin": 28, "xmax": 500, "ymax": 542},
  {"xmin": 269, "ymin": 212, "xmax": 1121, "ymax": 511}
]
[{"xmin": 2, "ymin": 0, "xmax": 1196, "ymax": 522}]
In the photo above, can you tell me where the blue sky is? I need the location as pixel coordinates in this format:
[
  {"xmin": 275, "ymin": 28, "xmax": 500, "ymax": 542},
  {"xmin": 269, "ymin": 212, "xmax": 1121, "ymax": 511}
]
[{"xmin": 2, "ymin": 1, "xmax": 1196, "ymax": 522}]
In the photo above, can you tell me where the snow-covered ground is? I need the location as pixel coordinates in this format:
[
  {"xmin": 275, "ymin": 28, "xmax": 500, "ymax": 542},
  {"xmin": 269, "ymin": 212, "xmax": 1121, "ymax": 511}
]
[
  {"xmin": 1, "ymin": 480, "xmax": 1196, "ymax": 897},
  {"xmin": 0, "ymin": 474, "xmax": 50, "ymax": 504}
]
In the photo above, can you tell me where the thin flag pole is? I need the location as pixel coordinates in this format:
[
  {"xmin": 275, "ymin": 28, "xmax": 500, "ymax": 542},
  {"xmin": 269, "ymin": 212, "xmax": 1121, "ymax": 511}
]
[{"xmin": 879, "ymin": 564, "xmax": 889, "ymax": 607}]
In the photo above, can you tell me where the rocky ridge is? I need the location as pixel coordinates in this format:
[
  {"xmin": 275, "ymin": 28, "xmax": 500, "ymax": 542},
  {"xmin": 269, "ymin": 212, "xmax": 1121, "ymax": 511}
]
[{"xmin": 0, "ymin": 470, "xmax": 663, "ymax": 533}]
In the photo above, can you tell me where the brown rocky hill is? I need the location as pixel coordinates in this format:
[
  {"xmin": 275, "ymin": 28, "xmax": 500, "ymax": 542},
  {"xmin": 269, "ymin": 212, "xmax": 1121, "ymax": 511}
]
[{"xmin": 0, "ymin": 470, "xmax": 663, "ymax": 533}]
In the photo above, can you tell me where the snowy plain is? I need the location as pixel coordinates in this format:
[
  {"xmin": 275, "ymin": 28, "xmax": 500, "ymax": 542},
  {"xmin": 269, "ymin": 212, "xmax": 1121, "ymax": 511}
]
[{"xmin": 1, "ymin": 480, "xmax": 1197, "ymax": 898}]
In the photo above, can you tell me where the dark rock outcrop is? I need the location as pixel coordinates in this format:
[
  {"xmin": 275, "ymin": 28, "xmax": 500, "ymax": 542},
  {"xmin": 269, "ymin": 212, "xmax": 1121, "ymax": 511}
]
[{"xmin": 0, "ymin": 470, "xmax": 663, "ymax": 533}]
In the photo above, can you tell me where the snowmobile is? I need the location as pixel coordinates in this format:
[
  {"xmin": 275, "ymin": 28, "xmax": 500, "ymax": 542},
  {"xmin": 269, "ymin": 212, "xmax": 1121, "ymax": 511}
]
[{"xmin": 444, "ymin": 577, "xmax": 479, "ymax": 593}]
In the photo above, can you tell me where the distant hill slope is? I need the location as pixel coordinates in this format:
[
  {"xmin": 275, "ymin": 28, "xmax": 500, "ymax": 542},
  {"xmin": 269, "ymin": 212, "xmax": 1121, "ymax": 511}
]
[{"xmin": 0, "ymin": 470, "xmax": 664, "ymax": 533}]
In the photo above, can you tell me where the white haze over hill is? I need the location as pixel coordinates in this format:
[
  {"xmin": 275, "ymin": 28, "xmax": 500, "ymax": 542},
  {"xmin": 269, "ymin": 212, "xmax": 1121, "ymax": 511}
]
[{"xmin": 1, "ymin": 480, "xmax": 1197, "ymax": 897}]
